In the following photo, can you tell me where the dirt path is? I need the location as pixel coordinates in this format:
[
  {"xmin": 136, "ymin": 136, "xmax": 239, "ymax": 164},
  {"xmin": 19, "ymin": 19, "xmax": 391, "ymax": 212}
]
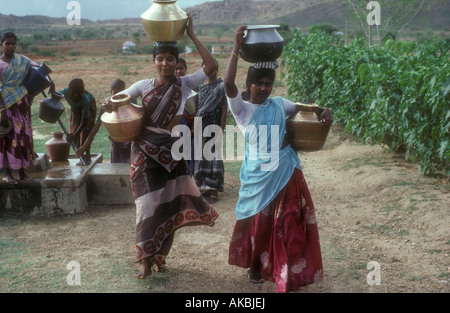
[{"xmin": 0, "ymin": 126, "xmax": 448, "ymax": 293}]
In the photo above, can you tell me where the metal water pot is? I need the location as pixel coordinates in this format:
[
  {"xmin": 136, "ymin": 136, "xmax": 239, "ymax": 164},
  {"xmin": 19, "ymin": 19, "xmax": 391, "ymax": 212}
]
[
  {"xmin": 240, "ymin": 25, "xmax": 284, "ymax": 63},
  {"xmin": 101, "ymin": 94, "xmax": 143, "ymax": 143},
  {"xmin": 141, "ymin": 0, "xmax": 188, "ymax": 42},
  {"xmin": 22, "ymin": 63, "xmax": 52, "ymax": 98},
  {"xmin": 39, "ymin": 92, "xmax": 65, "ymax": 124},
  {"xmin": 286, "ymin": 103, "xmax": 329, "ymax": 152}
]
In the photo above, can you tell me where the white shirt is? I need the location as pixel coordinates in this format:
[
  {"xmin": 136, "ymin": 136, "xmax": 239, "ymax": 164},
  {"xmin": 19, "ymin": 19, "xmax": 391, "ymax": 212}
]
[
  {"xmin": 227, "ymin": 93, "xmax": 297, "ymax": 134},
  {"xmin": 118, "ymin": 68, "xmax": 208, "ymax": 116}
]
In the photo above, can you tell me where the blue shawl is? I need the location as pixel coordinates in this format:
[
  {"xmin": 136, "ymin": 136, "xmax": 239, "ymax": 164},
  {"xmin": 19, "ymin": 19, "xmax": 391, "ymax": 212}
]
[
  {"xmin": 235, "ymin": 96, "xmax": 301, "ymax": 220},
  {"xmin": 0, "ymin": 54, "xmax": 31, "ymax": 109}
]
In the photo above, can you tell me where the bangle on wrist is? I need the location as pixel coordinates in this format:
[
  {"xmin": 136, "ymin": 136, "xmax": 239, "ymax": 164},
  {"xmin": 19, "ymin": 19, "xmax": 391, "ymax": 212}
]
[{"xmin": 231, "ymin": 51, "xmax": 238, "ymax": 59}]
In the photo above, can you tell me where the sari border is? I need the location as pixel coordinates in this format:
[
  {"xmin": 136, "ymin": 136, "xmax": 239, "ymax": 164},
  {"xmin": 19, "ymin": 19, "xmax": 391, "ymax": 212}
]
[{"xmin": 136, "ymin": 205, "xmax": 218, "ymax": 261}]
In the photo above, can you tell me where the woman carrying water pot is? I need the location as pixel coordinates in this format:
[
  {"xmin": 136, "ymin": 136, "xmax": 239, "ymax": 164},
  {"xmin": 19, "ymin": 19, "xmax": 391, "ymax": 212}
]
[{"xmin": 225, "ymin": 25, "xmax": 332, "ymax": 293}]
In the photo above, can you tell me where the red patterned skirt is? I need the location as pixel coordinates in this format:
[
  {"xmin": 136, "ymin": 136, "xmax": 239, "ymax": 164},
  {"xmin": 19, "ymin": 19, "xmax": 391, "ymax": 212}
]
[{"xmin": 228, "ymin": 168, "xmax": 323, "ymax": 293}]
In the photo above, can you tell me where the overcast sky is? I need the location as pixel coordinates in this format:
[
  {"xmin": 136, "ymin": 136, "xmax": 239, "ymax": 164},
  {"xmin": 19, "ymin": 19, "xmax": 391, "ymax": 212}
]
[{"xmin": 0, "ymin": 0, "xmax": 220, "ymax": 21}]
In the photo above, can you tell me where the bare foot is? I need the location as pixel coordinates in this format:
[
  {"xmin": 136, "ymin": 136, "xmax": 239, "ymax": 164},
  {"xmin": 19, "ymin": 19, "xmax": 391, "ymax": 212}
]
[
  {"xmin": 134, "ymin": 259, "xmax": 152, "ymax": 279},
  {"xmin": 153, "ymin": 263, "xmax": 167, "ymax": 273},
  {"xmin": 3, "ymin": 169, "xmax": 18, "ymax": 184},
  {"xmin": 2, "ymin": 176, "xmax": 18, "ymax": 184},
  {"xmin": 247, "ymin": 269, "xmax": 264, "ymax": 284}
]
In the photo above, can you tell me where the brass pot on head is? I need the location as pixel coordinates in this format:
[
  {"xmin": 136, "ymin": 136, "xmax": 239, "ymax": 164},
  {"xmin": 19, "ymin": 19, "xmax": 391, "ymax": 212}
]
[
  {"xmin": 286, "ymin": 103, "xmax": 330, "ymax": 152},
  {"xmin": 141, "ymin": 0, "xmax": 188, "ymax": 42}
]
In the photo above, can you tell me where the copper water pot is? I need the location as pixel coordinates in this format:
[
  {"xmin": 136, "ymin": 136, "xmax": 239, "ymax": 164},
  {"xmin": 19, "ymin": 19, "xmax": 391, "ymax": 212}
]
[
  {"xmin": 286, "ymin": 103, "xmax": 329, "ymax": 152},
  {"xmin": 45, "ymin": 131, "xmax": 70, "ymax": 161},
  {"xmin": 101, "ymin": 94, "xmax": 143, "ymax": 143},
  {"xmin": 141, "ymin": 0, "xmax": 188, "ymax": 42}
]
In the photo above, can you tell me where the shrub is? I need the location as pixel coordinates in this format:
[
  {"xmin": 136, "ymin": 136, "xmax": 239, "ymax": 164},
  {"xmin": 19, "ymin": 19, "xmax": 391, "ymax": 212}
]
[{"xmin": 282, "ymin": 30, "xmax": 449, "ymax": 175}]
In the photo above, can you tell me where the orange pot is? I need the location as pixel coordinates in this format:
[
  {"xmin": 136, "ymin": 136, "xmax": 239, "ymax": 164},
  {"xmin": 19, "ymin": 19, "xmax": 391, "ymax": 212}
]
[{"xmin": 45, "ymin": 131, "xmax": 70, "ymax": 161}]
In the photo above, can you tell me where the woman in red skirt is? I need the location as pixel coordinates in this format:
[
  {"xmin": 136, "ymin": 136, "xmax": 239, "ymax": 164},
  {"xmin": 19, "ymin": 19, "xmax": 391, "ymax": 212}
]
[{"xmin": 224, "ymin": 26, "xmax": 333, "ymax": 293}]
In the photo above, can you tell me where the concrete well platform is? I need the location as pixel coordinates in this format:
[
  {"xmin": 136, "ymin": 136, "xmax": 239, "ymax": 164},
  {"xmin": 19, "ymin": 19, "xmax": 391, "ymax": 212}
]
[
  {"xmin": 1, "ymin": 153, "xmax": 136, "ymax": 217},
  {"xmin": 0, "ymin": 153, "xmax": 103, "ymax": 216},
  {"xmin": 86, "ymin": 163, "xmax": 134, "ymax": 205}
]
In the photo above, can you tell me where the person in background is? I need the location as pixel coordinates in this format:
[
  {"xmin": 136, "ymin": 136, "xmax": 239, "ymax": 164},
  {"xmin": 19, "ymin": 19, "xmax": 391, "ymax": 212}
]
[
  {"xmin": 50, "ymin": 78, "xmax": 96, "ymax": 165},
  {"xmin": 224, "ymin": 25, "xmax": 333, "ymax": 293},
  {"xmin": 177, "ymin": 57, "xmax": 196, "ymax": 172},
  {"xmin": 0, "ymin": 32, "xmax": 38, "ymax": 184},
  {"xmin": 193, "ymin": 59, "xmax": 227, "ymax": 203},
  {"xmin": 175, "ymin": 57, "xmax": 187, "ymax": 78},
  {"xmin": 109, "ymin": 79, "xmax": 131, "ymax": 163},
  {"xmin": 75, "ymin": 78, "xmax": 131, "ymax": 163}
]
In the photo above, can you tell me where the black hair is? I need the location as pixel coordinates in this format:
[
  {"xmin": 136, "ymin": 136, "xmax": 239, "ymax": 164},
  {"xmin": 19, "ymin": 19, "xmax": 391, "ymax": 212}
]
[
  {"xmin": 69, "ymin": 78, "xmax": 85, "ymax": 93},
  {"xmin": 110, "ymin": 78, "xmax": 125, "ymax": 92},
  {"xmin": 1, "ymin": 32, "xmax": 18, "ymax": 44},
  {"xmin": 245, "ymin": 67, "xmax": 276, "ymax": 90},
  {"xmin": 152, "ymin": 44, "xmax": 179, "ymax": 62},
  {"xmin": 177, "ymin": 57, "xmax": 187, "ymax": 68}
]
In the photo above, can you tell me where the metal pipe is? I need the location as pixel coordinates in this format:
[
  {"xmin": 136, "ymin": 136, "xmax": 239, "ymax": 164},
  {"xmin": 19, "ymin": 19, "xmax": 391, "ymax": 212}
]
[{"xmin": 41, "ymin": 91, "xmax": 86, "ymax": 166}]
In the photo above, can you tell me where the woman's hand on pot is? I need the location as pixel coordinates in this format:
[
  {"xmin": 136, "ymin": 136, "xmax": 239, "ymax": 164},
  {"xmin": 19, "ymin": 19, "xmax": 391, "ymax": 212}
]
[
  {"xmin": 102, "ymin": 96, "xmax": 114, "ymax": 113},
  {"xmin": 233, "ymin": 25, "xmax": 247, "ymax": 49},
  {"xmin": 186, "ymin": 13, "xmax": 195, "ymax": 39},
  {"xmin": 320, "ymin": 108, "xmax": 333, "ymax": 133},
  {"xmin": 48, "ymin": 81, "xmax": 56, "ymax": 94}
]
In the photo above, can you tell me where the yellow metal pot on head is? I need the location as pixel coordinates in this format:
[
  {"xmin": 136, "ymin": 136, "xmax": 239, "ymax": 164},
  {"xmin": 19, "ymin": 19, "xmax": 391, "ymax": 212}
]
[{"xmin": 141, "ymin": 0, "xmax": 188, "ymax": 42}]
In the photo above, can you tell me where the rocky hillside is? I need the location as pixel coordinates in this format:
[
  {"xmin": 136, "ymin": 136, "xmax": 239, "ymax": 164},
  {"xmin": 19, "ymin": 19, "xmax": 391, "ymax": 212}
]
[
  {"xmin": 187, "ymin": 0, "xmax": 449, "ymax": 30},
  {"xmin": 189, "ymin": 0, "xmax": 323, "ymax": 25},
  {"xmin": 1, "ymin": 0, "xmax": 448, "ymax": 31}
]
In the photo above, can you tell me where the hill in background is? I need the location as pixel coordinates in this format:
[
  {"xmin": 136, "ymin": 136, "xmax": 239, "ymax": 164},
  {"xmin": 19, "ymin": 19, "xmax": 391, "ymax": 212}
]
[{"xmin": 1, "ymin": 0, "xmax": 448, "ymax": 32}]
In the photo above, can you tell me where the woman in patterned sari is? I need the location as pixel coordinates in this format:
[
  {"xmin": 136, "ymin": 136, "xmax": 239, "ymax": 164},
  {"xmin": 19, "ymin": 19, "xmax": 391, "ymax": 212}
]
[
  {"xmin": 0, "ymin": 32, "xmax": 37, "ymax": 184},
  {"xmin": 193, "ymin": 60, "xmax": 227, "ymax": 203},
  {"xmin": 224, "ymin": 26, "xmax": 333, "ymax": 293},
  {"xmin": 103, "ymin": 15, "xmax": 218, "ymax": 279}
]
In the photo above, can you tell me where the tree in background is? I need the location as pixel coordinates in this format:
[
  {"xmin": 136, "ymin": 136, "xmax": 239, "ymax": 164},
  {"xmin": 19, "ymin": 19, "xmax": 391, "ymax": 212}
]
[
  {"xmin": 132, "ymin": 32, "xmax": 141, "ymax": 46},
  {"xmin": 348, "ymin": 0, "xmax": 426, "ymax": 45}
]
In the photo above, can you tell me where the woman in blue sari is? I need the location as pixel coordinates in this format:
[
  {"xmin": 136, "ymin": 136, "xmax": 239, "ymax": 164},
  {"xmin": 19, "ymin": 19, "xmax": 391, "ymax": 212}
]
[
  {"xmin": 224, "ymin": 26, "xmax": 333, "ymax": 293},
  {"xmin": 0, "ymin": 32, "xmax": 37, "ymax": 184}
]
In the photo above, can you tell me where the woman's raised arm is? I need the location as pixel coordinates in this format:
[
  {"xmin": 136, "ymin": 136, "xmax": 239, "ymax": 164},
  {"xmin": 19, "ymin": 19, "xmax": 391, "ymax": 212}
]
[
  {"xmin": 224, "ymin": 26, "xmax": 247, "ymax": 98},
  {"xmin": 186, "ymin": 13, "xmax": 215, "ymax": 78}
]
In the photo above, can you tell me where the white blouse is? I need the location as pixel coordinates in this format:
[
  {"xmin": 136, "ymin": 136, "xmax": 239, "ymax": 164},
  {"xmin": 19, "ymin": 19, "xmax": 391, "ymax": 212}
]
[
  {"xmin": 117, "ymin": 68, "xmax": 208, "ymax": 116},
  {"xmin": 227, "ymin": 92, "xmax": 297, "ymax": 134}
]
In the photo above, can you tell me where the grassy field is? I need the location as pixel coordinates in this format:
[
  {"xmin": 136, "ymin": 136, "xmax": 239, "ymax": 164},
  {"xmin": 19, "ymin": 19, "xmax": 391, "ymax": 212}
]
[{"xmin": 28, "ymin": 39, "xmax": 288, "ymax": 161}]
